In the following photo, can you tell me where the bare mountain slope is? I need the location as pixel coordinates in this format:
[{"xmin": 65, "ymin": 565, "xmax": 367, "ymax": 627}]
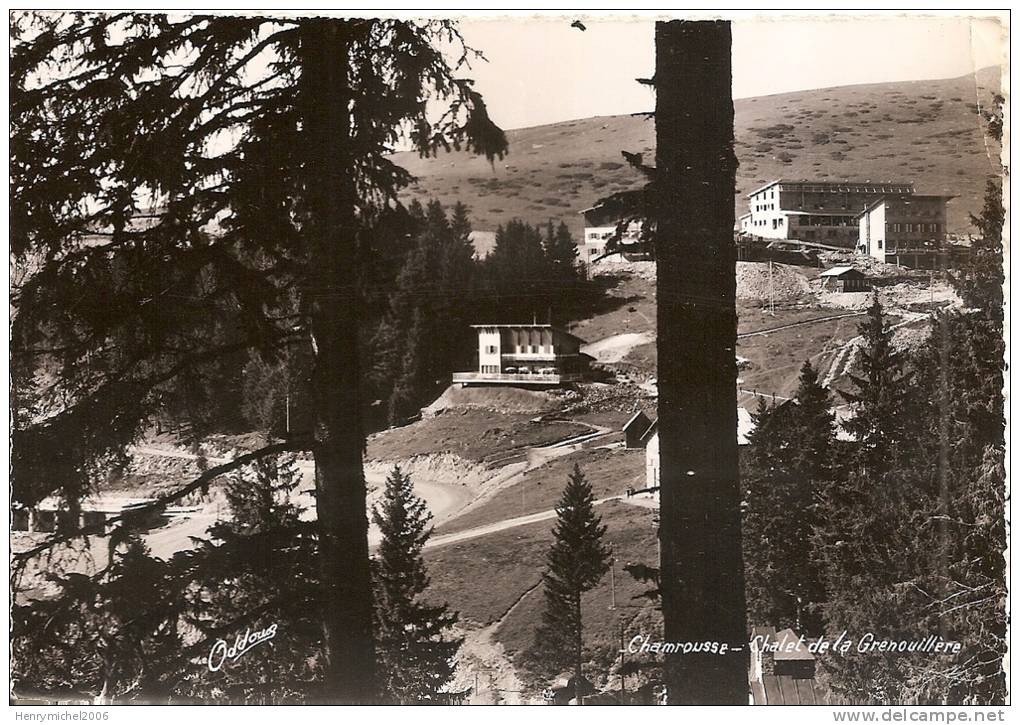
[{"xmin": 392, "ymin": 67, "xmax": 1002, "ymax": 238}]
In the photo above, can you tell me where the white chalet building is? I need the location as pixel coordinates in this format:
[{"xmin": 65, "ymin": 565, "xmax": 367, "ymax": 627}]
[{"xmin": 453, "ymin": 324, "xmax": 593, "ymax": 387}]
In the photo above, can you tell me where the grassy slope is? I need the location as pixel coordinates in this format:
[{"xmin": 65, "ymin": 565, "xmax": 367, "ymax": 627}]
[
  {"xmin": 425, "ymin": 500, "xmax": 661, "ymax": 692},
  {"xmin": 437, "ymin": 446, "xmax": 646, "ymax": 535},
  {"xmin": 562, "ymin": 262, "xmax": 873, "ymax": 398},
  {"xmin": 365, "ymin": 410, "xmax": 589, "ymax": 464},
  {"xmin": 392, "ymin": 67, "xmax": 1001, "ymax": 238},
  {"xmin": 493, "ymin": 500, "xmax": 662, "ymax": 691}
]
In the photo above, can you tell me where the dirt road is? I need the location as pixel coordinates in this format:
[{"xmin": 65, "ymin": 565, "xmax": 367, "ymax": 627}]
[
  {"xmin": 127, "ymin": 445, "xmax": 474, "ymax": 552},
  {"xmin": 427, "ymin": 494, "xmax": 624, "ymax": 550}
]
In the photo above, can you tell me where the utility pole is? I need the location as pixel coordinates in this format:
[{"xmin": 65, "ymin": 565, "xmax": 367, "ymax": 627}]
[
  {"xmin": 609, "ymin": 542, "xmax": 617, "ymax": 609},
  {"xmin": 619, "ymin": 621, "xmax": 627, "ymax": 703},
  {"xmin": 768, "ymin": 258, "xmax": 775, "ymax": 315}
]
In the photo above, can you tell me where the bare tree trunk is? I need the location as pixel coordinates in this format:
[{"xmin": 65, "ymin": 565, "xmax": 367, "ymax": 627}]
[
  {"xmin": 654, "ymin": 20, "xmax": 748, "ymax": 704},
  {"xmin": 574, "ymin": 592, "xmax": 583, "ymax": 706},
  {"xmin": 299, "ymin": 19, "xmax": 376, "ymax": 703}
]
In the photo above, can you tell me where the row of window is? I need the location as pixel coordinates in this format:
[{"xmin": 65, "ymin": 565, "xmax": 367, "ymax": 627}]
[
  {"xmin": 890, "ymin": 222, "xmax": 940, "ymax": 233},
  {"xmin": 792, "ymin": 216, "xmax": 855, "ymax": 227},
  {"xmin": 487, "ymin": 343, "xmax": 556, "ymax": 355}
]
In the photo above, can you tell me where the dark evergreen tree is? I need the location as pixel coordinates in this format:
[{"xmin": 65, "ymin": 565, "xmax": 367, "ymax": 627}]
[
  {"xmin": 955, "ymin": 181, "xmax": 1004, "ymax": 322},
  {"xmin": 743, "ymin": 362, "xmax": 833, "ymax": 634},
  {"xmin": 534, "ymin": 464, "xmax": 610, "ymax": 705},
  {"xmin": 839, "ymin": 296, "xmax": 914, "ymax": 475},
  {"xmin": 388, "ymin": 307, "xmax": 434, "ymax": 423},
  {"xmin": 372, "ymin": 466, "xmax": 461, "ymax": 703},
  {"xmin": 11, "ymin": 12, "xmax": 505, "ymax": 702},
  {"xmin": 12, "ymin": 538, "xmax": 184, "ymax": 703},
  {"xmin": 442, "ymin": 201, "xmax": 479, "ymax": 370},
  {"xmin": 815, "ymin": 300, "xmax": 1005, "ymax": 704},
  {"xmin": 449, "ymin": 201, "xmax": 474, "ymax": 251},
  {"xmin": 378, "ymin": 200, "xmax": 483, "ymax": 423},
  {"xmin": 544, "ymin": 220, "xmax": 578, "ymax": 272},
  {"xmin": 223, "ymin": 454, "xmax": 303, "ymax": 534},
  {"xmin": 484, "ymin": 219, "xmax": 555, "ymax": 323}
]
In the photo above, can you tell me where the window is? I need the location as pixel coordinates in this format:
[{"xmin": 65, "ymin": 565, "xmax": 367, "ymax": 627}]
[
  {"xmin": 485, "ymin": 345, "xmax": 497, "ymax": 354},
  {"xmin": 904, "ymin": 223, "xmax": 913, "ymax": 233},
  {"xmin": 878, "ymin": 239, "xmax": 883, "ymax": 249}
]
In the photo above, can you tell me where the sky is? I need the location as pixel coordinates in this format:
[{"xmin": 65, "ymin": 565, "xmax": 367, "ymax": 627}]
[{"xmin": 455, "ymin": 14, "xmax": 1006, "ymax": 130}]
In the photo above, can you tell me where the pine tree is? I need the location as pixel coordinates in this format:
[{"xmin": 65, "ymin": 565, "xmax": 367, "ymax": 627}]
[
  {"xmin": 839, "ymin": 296, "xmax": 913, "ymax": 474},
  {"xmin": 12, "ymin": 537, "xmax": 184, "ymax": 702},
  {"xmin": 485, "ymin": 219, "xmax": 554, "ymax": 323},
  {"xmin": 535, "ymin": 464, "xmax": 610, "ymax": 705},
  {"xmin": 449, "ymin": 202, "xmax": 474, "ymax": 251},
  {"xmin": 955, "ymin": 181, "xmax": 1004, "ymax": 323},
  {"xmin": 380, "ymin": 200, "xmax": 483, "ymax": 423},
  {"xmin": 11, "ymin": 12, "xmax": 506, "ymax": 702},
  {"xmin": 743, "ymin": 362, "xmax": 833, "ymax": 633},
  {"xmin": 544, "ymin": 220, "xmax": 578, "ymax": 271},
  {"xmin": 443, "ymin": 201, "xmax": 478, "ymax": 370},
  {"xmin": 223, "ymin": 453, "xmax": 303, "ymax": 534},
  {"xmin": 372, "ymin": 466, "xmax": 461, "ymax": 704},
  {"xmin": 388, "ymin": 307, "xmax": 434, "ymax": 424},
  {"xmin": 814, "ymin": 305, "xmax": 1005, "ymax": 704}
]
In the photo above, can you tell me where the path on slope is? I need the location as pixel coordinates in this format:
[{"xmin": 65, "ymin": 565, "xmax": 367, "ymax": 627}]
[
  {"xmin": 582, "ymin": 332, "xmax": 653, "ymax": 364},
  {"xmin": 126, "ymin": 445, "xmax": 474, "ymax": 554}
]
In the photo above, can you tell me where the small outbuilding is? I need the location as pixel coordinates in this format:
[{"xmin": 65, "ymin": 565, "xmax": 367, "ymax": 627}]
[
  {"xmin": 819, "ymin": 265, "xmax": 869, "ymax": 292},
  {"xmin": 622, "ymin": 410, "xmax": 654, "ymax": 448}
]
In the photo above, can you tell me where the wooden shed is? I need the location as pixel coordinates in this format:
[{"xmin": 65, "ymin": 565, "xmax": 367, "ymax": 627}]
[
  {"xmin": 622, "ymin": 410, "xmax": 654, "ymax": 448},
  {"xmin": 819, "ymin": 265, "xmax": 869, "ymax": 292}
]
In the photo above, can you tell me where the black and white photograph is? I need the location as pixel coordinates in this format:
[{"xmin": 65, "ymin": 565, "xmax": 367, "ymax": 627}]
[{"xmin": 8, "ymin": 8, "xmax": 1010, "ymax": 711}]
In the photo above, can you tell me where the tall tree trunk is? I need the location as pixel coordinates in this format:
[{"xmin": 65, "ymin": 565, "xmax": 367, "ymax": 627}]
[
  {"xmin": 299, "ymin": 19, "xmax": 377, "ymax": 702},
  {"xmin": 654, "ymin": 20, "xmax": 748, "ymax": 704},
  {"xmin": 574, "ymin": 592, "xmax": 583, "ymax": 706}
]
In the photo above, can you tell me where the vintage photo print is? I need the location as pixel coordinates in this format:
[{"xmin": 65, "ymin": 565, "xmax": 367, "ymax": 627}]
[{"xmin": 8, "ymin": 8, "xmax": 1009, "ymax": 711}]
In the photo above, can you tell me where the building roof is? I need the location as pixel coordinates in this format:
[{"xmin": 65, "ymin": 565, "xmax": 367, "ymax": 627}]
[
  {"xmin": 640, "ymin": 419, "xmax": 658, "ymax": 444},
  {"xmin": 758, "ymin": 675, "xmax": 831, "ymax": 705},
  {"xmin": 642, "ymin": 407, "xmax": 755, "ymax": 446},
  {"xmin": 623, "ymin": 410, "xmax": 653, "ymax": 436},
  {"xmin": 737, "ymin": 407, "xmax": 755, "ymax": 445},
  {"xmin": 819, "ymin": 266, "xmax": 861, "ymax": 278},
  {"xmin": 747, "ymin": 179, "xmax": 915, "ymax": 198},
  {"xmin": 470, "ymin": 323, "xmax": 586, "ymax": 345},
  {"xmin": 772, "ymin": 628, "xmax": 815, "ymax": 661}
]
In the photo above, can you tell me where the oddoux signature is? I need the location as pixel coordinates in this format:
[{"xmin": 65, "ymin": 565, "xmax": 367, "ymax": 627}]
[{"xmin": 208, "ymin": 624, "xmax": 279, "ymax": 672}]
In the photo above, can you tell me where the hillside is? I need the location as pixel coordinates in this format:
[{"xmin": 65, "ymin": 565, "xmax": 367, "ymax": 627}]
[{"xmin": 392, "ymin": 67, "xmax": 1002, "ymax": 239}]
